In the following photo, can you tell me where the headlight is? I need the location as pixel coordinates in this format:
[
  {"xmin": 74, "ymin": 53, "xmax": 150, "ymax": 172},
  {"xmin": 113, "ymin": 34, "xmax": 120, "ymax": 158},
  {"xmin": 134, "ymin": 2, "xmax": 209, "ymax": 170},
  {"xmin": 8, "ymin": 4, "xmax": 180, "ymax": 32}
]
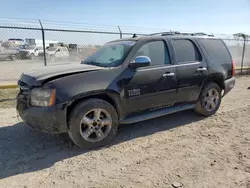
[{"xmin": 30, "ymin": 88, "xmax": 56, "ymax": 107}]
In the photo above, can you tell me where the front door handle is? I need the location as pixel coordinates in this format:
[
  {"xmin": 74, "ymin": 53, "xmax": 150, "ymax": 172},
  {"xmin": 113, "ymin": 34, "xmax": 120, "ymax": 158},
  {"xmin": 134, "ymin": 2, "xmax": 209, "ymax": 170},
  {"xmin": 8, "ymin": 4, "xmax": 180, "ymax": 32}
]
[
  {"xmin": 197, "ymin": 67, "xmax": 207, "ymax": 71},
  {"xmin": 163, "ymin": 72, "xmax": 175, "ymax": 77}
]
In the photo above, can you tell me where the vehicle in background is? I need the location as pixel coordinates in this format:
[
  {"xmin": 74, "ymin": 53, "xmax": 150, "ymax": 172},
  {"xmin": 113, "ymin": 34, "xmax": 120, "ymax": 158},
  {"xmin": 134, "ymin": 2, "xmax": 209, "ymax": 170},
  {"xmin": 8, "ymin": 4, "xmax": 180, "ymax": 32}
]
[
  {"xmin": 8, "ymin": 38, "xmax": 25, "ymax": 46},
  {"xmin": 18, "ymin": 45, "xmax": 44, "ymax": 60},
  {"xmin": 45, "ymin": 46, "xmax": 70, "ymax": 62},
  {"xmin": 0, "ymin": 46, "xmax": 19, "ymax": 61},
  {"xmin": 68, "ymin": 44, "xmax": 97, "ymax": 61},
  {"xmin": 25, "ymin": 38, "xmax": 59, "ymax": 48},
  {"xmin": 1, "ymin": 40, "xmax": 21, "ymax": 50},
  {"xmin": 16, "ymin": 39, "xmax": 60, "ymax": 60}
]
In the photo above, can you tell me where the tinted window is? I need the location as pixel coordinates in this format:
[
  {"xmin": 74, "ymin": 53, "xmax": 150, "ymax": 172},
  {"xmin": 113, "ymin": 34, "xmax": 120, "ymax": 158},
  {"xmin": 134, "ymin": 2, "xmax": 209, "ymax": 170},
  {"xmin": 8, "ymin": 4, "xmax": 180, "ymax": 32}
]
[
  {"xmin": 172, "ymin": 39, "xmax": 202, "ymax": 63},
  {"xmin": 134, "ymin": 41, "xmax": 170, "ymax": 66},
  {"xmin": 199, "ymin": 39, "xmax": 231, "ymax": 61}
]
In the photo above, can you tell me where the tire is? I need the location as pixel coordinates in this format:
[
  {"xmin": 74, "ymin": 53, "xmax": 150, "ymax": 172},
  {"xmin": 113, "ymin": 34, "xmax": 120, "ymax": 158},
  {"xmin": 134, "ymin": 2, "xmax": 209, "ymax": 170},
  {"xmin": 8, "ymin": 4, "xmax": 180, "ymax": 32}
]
[
  {"xmin": 49, "ymin": 55, "xmax": 55, "ymax": 63},
  {"xmin": 68, "ymin": 98, "xmax": 119, "ymax": 149},
  {"xmin": 195, "ymin": 82, "xmax": 222, "ymax": 116},
  {"xmin": 11, "ymin": 55, "xmax": 17, "ymax": 61},
  {"xmin": 30, "ymin": 53, "xmax": 35, "ymax": 60}
]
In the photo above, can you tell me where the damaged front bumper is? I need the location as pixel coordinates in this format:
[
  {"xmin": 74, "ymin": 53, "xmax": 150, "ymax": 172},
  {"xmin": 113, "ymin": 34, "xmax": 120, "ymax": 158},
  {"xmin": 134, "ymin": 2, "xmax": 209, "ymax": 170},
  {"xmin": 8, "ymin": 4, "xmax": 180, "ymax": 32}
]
[{"xmin": 16, "ymin": 93, "xmax": 68, "ymax": 134}]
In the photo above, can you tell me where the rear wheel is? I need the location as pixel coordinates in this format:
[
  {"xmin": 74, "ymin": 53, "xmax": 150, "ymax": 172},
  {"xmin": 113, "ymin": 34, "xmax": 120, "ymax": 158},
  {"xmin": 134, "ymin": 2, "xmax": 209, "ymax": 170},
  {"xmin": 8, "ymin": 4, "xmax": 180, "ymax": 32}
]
[
  {"xmin": 68, "ymin": 99, "xmax": 118, "ymax": 149},
  {"xmin": 195, "ymin": 82, "xmax": 222, "ymax": 116}
]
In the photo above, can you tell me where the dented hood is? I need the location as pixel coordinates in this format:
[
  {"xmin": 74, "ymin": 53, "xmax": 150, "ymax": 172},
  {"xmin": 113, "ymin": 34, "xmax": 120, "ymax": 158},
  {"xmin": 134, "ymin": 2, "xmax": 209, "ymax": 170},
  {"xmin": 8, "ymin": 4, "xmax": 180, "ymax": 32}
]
[{"xmin": 19, "ymin": 63, "xmax": 106, "ymax": 86}]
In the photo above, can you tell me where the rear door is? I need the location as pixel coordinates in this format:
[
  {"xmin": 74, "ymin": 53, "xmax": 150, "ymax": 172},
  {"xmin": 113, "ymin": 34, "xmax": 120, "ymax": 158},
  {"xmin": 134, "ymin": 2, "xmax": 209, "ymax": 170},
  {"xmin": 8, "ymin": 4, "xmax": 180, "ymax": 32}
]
[
  {"xmin": 123, "ymin": 39, "xmax": 177, "ymax": 113},
  {"xmin": 170, "ymin": 38, "xmax": 209, "ymax": 103}
]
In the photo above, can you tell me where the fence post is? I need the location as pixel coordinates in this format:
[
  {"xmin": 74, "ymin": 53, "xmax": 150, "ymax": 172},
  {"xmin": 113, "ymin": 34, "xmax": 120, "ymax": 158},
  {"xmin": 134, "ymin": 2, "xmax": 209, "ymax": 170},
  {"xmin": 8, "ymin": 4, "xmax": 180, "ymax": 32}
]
[
  {"xmin": 118, "ymin": 26, "xmax": 122, "ymax": 39},
  {"xmin": 39, "ymin": 20, "xmax": 47, "ymax": 66},
  {"xmin": 241, "ymin": 37, "xmax": 246, "ymax": 74}
]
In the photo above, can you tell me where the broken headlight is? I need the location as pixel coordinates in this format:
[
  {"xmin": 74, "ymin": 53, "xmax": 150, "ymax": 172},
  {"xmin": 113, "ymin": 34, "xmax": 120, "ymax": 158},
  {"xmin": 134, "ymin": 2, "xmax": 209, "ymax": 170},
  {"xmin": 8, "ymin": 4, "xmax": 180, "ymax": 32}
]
[{"xmin": 30, "ymin": 88, "xmax": 56, "ymax": 107}]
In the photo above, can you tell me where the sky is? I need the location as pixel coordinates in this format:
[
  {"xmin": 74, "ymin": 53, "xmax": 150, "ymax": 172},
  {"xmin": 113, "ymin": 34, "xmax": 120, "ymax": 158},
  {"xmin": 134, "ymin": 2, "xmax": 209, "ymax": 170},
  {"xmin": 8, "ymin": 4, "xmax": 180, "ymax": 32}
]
[{"xmin": 0, "ymin": 0, "xmax": 249, "ymax": 45}]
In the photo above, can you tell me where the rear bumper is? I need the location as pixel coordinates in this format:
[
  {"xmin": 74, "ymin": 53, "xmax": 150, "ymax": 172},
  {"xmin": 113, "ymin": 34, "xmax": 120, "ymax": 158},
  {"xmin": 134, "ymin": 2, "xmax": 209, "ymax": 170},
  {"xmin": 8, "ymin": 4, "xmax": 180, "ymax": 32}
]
[
  {"xmin": 16, "ymin": 94, "xmax": 68, "ymax": 134},
  {"xmin": 223, "ymin": 76, "xmax": 236, "ymax": 97}
]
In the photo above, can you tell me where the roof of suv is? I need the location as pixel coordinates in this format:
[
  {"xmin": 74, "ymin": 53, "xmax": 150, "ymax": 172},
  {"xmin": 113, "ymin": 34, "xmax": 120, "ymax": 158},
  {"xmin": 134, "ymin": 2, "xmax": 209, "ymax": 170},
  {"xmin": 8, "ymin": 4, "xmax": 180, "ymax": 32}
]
[{"xmin": 110, "ymin": 32, "xmax": 219, "ymax": 43}]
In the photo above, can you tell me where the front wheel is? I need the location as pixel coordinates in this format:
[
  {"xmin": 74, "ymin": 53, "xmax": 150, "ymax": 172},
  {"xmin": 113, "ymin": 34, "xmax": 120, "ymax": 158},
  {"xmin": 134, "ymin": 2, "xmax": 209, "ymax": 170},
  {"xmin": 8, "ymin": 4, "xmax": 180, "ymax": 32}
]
[
  {"xmin": 30, "ymin": 53, "xmax": 35, "ymax": 60},
  {"xmin": 195, "ymin": 82, "xmax": 222, "ymax": 116},
  {"xmin": 68, "ymin": 99, "xmax": 118, "ymax": 149},
  {"xmin": 49, "ymin": 55, "xmax": 55, "ymax": 63},
  {"xmin": 11, "ymin": 55, "xmax": 17, "ymax": 61}
]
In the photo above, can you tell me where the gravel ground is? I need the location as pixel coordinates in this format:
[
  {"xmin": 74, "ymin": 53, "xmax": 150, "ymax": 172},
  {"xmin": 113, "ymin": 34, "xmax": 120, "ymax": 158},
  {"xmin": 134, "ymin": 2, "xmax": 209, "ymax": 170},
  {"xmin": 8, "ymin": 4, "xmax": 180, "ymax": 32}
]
[{"xmin": 0, "ymin": 76, "xmax": 249, "ymax": 188}]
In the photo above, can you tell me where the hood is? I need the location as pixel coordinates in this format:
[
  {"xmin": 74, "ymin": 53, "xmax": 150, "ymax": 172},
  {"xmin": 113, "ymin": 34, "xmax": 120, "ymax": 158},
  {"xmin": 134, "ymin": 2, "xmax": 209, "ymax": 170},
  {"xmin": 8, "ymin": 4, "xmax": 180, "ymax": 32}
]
[{"xmin": 19, "ymin": 63, "xmax": 106, "ymax": 86}]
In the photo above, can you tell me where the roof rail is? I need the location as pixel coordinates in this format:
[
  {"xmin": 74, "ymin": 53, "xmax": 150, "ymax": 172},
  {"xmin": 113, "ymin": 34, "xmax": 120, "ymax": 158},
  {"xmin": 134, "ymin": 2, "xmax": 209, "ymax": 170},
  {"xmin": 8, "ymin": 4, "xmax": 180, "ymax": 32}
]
[
  {"xmin": 149, "ymin": 31, "xmax": 214, "ymax": 37},
  {"xmin": 132, "ymin": 33, "xmax": 137, "ymax": 38},
  {"xmin": 149, "ymin": 31, "xmax": 180, "ymax": 36}
]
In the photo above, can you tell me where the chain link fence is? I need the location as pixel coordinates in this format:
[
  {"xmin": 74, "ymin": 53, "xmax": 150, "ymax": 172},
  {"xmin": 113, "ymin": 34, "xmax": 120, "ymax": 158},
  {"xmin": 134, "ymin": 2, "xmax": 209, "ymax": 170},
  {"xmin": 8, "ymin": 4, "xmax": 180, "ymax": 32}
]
[{"xmin": 0, "ymin": 20, "xmax": 249, "ymax": 108}]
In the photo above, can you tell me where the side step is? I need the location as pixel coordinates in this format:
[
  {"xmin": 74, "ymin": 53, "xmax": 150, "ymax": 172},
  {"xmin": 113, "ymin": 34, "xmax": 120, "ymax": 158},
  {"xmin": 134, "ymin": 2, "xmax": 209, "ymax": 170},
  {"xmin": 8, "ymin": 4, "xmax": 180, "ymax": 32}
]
[{"xmin": 120, "ymin": 104, "xmax": 196, "ymax": 124}]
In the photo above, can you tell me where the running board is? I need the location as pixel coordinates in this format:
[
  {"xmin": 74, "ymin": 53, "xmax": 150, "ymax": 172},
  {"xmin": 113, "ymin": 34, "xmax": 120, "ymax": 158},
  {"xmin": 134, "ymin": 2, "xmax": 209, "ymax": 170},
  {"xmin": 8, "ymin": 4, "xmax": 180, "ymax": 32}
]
[{"xmin": 120, "ymin": 104, "xmax": 196, "ymax": 124}]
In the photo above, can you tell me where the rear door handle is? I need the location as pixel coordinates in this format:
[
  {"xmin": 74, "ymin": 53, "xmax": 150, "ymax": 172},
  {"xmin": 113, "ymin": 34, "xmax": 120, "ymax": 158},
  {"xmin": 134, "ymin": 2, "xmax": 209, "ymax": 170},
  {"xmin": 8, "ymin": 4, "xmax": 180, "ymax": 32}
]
[
  {"xmin": 163, "ymin": 72, "xmax": 175, "ymax": 77},
  {"xmin": 197, "ymin": 67, "xmax": 207, "ymax": 71}
]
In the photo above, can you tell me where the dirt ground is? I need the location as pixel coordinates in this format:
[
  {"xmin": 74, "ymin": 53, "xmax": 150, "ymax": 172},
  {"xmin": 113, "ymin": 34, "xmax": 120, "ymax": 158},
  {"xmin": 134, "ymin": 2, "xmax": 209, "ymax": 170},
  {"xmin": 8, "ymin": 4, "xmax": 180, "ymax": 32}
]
[{"xmin": 0, "ymin": 76, "xmax": 249, "ymax": 188}]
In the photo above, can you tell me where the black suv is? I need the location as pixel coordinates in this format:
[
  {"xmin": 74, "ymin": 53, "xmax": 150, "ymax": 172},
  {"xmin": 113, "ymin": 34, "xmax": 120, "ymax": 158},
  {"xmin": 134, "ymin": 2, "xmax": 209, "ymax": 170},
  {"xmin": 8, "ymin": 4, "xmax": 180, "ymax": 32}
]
[{"xmin": 16, "ymin": 32, "xmax": 236, "ymax": 149}]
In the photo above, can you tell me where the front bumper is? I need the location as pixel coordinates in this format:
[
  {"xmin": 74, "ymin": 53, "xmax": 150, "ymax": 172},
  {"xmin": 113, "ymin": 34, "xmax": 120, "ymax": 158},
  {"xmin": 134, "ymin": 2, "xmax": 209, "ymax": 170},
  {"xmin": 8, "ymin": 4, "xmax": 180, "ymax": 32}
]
[
  {"xmin": 18, "ymin": 51, "xmax": 30, "ymax": 59},
  {"xmin": 223, "ymin": 76, "xmax": 236, "ymax": 97},
  {"xmin": 16, "ymin": 93, "xmax": 68, "ymax": 134}
]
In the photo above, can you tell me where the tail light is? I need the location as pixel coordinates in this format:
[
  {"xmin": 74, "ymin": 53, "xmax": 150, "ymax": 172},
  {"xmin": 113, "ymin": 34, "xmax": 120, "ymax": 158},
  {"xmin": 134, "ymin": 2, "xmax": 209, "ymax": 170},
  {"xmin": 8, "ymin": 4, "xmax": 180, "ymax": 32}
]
[{"xmin": 232, "ymin": 60, "xmax": 235, "ymax": 76}]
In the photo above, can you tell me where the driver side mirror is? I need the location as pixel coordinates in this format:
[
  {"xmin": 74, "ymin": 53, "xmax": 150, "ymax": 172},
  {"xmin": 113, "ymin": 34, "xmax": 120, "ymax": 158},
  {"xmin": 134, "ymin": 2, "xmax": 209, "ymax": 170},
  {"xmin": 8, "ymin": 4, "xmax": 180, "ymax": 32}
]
[{"xmin": 130, "ymin": 56, "xmax": 151, "ymax": 69}]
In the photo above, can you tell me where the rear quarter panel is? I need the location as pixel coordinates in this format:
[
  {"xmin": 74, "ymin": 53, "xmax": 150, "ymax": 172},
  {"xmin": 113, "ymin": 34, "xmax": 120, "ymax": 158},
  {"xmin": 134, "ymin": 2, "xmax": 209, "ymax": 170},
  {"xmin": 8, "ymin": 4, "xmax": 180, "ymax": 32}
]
[{"xmin": 196, "ymin": 38, "xmax": 233, "ymax": 79}]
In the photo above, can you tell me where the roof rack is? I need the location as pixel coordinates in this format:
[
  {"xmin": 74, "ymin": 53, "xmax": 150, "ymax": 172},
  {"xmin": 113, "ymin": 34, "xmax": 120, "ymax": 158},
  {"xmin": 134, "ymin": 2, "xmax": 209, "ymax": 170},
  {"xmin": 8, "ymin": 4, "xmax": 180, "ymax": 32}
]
[{"xmin": 149, "ymin": 31, "xmax": 214, "ymax": 37}]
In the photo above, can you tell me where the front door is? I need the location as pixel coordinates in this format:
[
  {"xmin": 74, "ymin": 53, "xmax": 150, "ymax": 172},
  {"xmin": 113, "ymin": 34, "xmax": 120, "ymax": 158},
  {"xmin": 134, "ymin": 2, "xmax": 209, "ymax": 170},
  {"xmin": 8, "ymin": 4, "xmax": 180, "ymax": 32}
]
[{"xmin": 122, "ymin": 40, "xmax": 177, "ymax": 114}]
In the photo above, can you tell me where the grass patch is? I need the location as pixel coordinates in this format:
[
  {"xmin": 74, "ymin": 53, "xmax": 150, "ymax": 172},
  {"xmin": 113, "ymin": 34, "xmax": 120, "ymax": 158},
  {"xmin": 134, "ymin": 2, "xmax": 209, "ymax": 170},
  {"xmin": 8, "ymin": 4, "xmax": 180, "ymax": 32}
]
[{"xmin": 0, "ymin": 88, "xmax": 19, "ymax": 108}]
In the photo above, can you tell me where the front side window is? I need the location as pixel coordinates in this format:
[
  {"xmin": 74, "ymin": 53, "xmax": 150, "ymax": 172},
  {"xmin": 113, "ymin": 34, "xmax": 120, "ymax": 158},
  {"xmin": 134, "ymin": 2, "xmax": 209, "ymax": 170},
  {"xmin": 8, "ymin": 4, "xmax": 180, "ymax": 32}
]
[
  {"xmin": 172, "ymin": 39, "xmax": 202, "ymax": 63},
  {"xmin": 82, "ymin": 40, "xmax": 136, "ymax": 67},
  {"xmin": 133, "ymin": 41, "xmax": 170, "ymax": 66}
]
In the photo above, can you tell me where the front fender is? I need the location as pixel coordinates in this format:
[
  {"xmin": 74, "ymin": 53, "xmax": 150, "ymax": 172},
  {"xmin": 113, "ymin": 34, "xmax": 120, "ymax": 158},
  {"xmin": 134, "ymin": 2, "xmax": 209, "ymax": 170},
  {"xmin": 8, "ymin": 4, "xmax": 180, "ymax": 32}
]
[{"xmin": 66, "ymin": 89, "xmax": 124, "ymax": 119}]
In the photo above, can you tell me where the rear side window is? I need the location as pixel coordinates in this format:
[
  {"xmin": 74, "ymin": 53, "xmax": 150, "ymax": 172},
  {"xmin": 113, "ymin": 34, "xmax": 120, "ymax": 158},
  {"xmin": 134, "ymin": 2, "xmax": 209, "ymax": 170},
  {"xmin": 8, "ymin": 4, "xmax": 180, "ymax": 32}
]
[
  {"xmin": 172, "ymin": 39, "xmax": 202, "ymax": 63},
  {"xmin": 199, "ymin": 39, "xmax": 232, "ymax": 61}
]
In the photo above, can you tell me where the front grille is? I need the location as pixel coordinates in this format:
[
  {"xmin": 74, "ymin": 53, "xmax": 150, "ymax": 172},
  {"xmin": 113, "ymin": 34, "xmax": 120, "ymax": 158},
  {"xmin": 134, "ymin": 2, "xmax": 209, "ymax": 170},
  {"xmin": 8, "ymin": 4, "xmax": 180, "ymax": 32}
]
[{"xmin": 19, "ymin": 51, "xmax": 28, "ymax": 57}]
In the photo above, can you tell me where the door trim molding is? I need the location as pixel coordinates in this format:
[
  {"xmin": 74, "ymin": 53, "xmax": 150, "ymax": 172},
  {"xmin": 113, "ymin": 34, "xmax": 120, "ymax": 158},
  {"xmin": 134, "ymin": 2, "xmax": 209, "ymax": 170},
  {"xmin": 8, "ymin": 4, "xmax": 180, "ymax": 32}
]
[{"xmin": 137, "ymin": 62, "xmax": 201, "ymax": 72}]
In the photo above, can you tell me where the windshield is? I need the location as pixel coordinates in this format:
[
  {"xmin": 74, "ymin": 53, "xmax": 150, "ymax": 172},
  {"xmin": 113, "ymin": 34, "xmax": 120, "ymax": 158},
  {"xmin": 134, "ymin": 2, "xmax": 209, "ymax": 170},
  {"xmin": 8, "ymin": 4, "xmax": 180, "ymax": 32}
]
[{"xmin": 81, "ymin": 40, "xmax": 136, "ymax": 67}]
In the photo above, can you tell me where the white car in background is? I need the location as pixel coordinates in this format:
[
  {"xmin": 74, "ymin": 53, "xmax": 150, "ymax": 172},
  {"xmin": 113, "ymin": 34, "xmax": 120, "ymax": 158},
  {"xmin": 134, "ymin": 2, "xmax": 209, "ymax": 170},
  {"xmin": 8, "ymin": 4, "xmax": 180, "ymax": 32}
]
[
  {"xmin": 46, "ymin": 46, "xmax": 70, "ymax": 62},
  {"xmin": 18, "ymin": 45, "xmax": 44, "ymax": 59}
]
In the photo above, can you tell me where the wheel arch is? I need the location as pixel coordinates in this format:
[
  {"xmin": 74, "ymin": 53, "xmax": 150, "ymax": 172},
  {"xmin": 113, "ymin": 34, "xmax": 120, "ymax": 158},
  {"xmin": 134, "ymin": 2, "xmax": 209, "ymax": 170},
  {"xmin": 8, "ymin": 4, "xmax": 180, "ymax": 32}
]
[
  {"xmin": 199, "ymin": 73, "xmax": 225, "ymax": 96},
  {"xmin": 66, "ymin": 90, "xmax": 122, "ymax": 127}
]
